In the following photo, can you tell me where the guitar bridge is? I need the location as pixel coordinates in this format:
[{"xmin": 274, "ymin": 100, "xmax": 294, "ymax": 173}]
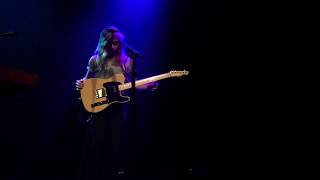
[{"xmin": 91, "ymin": 100, "xmax": 109, "ymax": 108}]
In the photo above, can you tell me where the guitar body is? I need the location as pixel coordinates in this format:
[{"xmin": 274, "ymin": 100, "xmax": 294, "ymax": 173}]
[{"xmin": 80, "ymin": 74, "xmax": 130, "ymax": 113}]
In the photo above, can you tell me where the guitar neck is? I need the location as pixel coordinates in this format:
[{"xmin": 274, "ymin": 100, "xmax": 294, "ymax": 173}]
[{"xmin": 119, "ymin": 73, "xmax": 171, "ymax": 91}]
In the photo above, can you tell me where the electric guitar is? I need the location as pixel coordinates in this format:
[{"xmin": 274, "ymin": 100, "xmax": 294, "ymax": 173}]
[{"xmin": 80, "ymin": 70, "xmax": 189, "ymax": 113}]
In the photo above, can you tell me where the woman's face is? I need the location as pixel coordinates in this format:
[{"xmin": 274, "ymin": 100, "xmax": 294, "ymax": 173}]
[
  {"xmin": 105, "ymin": 37, "xmax": 120, "ymax": 55},
  {"xmin": 111, "ymin": 39, "xmax": 120, "ymax": 51}
]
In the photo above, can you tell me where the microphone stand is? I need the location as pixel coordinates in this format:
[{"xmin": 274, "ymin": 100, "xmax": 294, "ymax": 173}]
[
  {"xmin": 125, "ymin": 45, "xmax": 143, "ymax": 170},
  {"xmin": 125, "ymin": 45, "xmax": 143, "ymax": 128}
]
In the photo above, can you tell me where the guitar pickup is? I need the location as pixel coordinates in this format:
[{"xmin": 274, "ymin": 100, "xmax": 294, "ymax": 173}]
[{"xmin": 95, "ymin": 88, "xmax": 107, "ymax": 99}]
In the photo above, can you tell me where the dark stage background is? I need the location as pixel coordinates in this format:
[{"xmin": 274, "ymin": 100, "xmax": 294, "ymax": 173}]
[{"xmin": 1, "ymin": 0, "xmax": 319, "ymax": 180}]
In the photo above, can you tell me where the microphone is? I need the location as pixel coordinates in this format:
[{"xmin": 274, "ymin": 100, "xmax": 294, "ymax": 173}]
[{"xmin": 123, "ymin": 42, "xmax": 143, "ymax": 58}]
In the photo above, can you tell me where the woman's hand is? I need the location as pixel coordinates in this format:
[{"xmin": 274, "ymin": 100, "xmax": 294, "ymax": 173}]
[
  {"xmin": 149, "ymin": 82, "xmax": 159, "ymax": 91},
  {"xmin": 136, "ymin": 81, "xmax": 159, "ymax": 91},
  {"xmin": 76, "ymin": 78, "xmax": 86, "ymax": 90},
  {"xmin": 147, "ymin": 81, "xmax": 159, "ymax": 91}
]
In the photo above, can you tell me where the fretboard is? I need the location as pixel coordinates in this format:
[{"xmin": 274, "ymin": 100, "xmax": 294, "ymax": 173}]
[{"xmin": 118, "ymin": 73, "xmax": 171, "ymax": 91}]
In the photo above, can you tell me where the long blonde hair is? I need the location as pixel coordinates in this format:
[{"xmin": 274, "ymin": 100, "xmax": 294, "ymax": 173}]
[{"xmin": 94, "ymin": 26, "xmax": 127, "ymax": 69}]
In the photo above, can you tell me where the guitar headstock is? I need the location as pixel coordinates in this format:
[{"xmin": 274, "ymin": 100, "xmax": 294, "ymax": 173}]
[{"xmin": 169, "ymin": 70, "xmax": 189, "ymax": 77}]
